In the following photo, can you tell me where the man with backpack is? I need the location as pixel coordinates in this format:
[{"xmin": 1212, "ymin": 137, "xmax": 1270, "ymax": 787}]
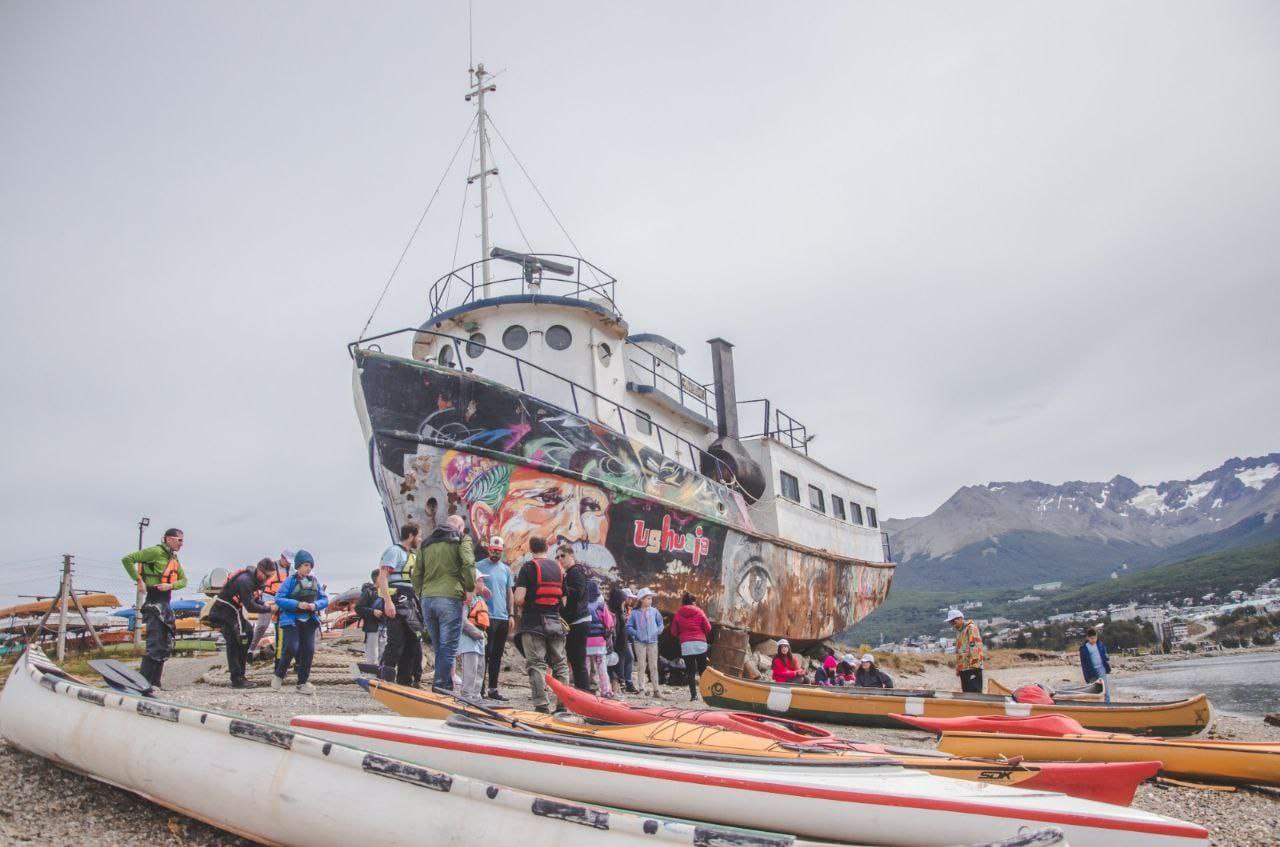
[
  {"xmin": 512, "ymin": 536, "xmax": 572, "ymax": 713},
  {"xmin": 411, "ymin": 514, "xmax": 476, "ymax": 692},
  {"xmin": 376, "ymin": 522, "xmax": 424, "ymax": 685}
]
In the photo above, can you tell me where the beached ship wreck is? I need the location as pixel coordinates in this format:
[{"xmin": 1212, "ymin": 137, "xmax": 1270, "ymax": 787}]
[{"xmin": 350, "ymin": 65, "xmax": 894, "ymax": 641}]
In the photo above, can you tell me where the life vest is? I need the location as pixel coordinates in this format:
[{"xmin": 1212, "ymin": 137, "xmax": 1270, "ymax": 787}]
[
  {"xmin": 290, "ymin": 575, "xmax": 319, "ymax": 605},
  {"xmin": 160, "ymin": 558, "xmax": 181, "ymax": 584},
  {"xmin": 385, "ymin": 545, "xmax": 413, "ymax": 593},
  {"xmin": 220, "ymin": 568, "xmax": 250, "ymax": 607},
  {"xmin": 262, "ymin": 566, "xmax": 286, "ymax": 596},
  {"xmin": 530, "ymin": 558, "xmax": 563, "ymax": 607}
]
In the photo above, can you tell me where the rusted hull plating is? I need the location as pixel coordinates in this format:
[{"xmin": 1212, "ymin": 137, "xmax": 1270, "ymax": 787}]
[{"xmin": 352, "ymin": 350, "xmax": 893, "ymax": 640}]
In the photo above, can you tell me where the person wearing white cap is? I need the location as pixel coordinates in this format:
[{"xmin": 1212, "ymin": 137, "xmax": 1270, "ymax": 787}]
[
  {"xmin": 250, "ymin": 548, "xmax": 294, "ymax": 661},
  {"xmin": 948, "ymin": 608, "xmax": 985, "ymax": 693},
  {"xmin": 853, "ymin": 653, "xmax": 893, "ymax": 689},
  {"xmin": 625, "ymin": 588, "xmax": 664, "ymax": 697},
  {"xmin": 770, "ymin": 639, "xmax": 806, "ymax": 684},
  {"xmin": 476, "ymin": 536, "xmax": 514, "ymax": 700}
]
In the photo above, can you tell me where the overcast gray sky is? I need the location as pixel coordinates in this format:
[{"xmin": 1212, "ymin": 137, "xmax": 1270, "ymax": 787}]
[{"xmin": 2, "ymin": 2, "xmax": 1277, "ymax": 602}]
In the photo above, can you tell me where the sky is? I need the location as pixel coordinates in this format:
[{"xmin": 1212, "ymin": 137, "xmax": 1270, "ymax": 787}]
[{"xmin": 2, "ymin": 2, "xmax": 1278, "ymax": 603}]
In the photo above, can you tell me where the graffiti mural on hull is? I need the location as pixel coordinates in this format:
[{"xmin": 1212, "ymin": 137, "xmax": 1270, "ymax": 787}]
[{"xmin": 355, "ymin": 350, "xmax": 893, "ymax": 639}]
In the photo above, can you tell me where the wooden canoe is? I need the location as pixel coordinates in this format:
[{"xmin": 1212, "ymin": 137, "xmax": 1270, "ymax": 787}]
[
  {"xmin": 699, "ymin": 666, "xmax": 1211, "ymax": 736},
  {"xmin": 0, "ymin": 648, "xmax": 899, "ymax": 847},
  {"xmin": 990, "ymin": 678, "xmax": 1105, "ymax": 701},
  {"xmin": 358, "ymin": 678, "xmax": 1159, "ymax": 805},
  {"xmin": 0, "ymin": 593, "xmax": 121, "ymax": 619}
]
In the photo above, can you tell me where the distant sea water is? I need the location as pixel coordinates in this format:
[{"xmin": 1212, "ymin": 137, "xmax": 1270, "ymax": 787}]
[{"xmin": 1114, "ymin": 651, "xmax": 1280, "ymax": 719}]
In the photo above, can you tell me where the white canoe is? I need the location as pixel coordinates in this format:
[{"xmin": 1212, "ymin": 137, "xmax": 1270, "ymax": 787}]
[
  {"xmin": 1, "ymin": 649, "xmax": 977, "ymax": 847},
  {"xmin": 292, "ymin": 712, "xmax": 1207, "ymax": 847}
]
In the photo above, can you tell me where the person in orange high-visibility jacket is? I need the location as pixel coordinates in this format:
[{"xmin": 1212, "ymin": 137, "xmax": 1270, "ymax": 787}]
[
  {"xmin": 121, "ymin": 529, "xmax": 189, "ymax": 688},
  {"xmin": 252, "ymin": 549, "xmax": 293, "ymax": 661},
  {"xmin": 948, "ymin": 608, "xmax": 986, "ymax": 694}
]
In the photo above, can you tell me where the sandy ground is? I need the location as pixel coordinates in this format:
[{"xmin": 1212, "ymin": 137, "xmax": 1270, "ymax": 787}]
[{"xmin": 1, "ymin": 638, "xmax": 1277, "ymax": 846}]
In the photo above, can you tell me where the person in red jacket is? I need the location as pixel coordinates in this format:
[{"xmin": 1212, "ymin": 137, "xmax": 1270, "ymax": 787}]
[
  {"xmin": 771, "ymin": 638, "xmax": 807, "ymax": 683},
  {"xmin": 669, "ymin": 591, "xmax": 712, "ymax": 701}
]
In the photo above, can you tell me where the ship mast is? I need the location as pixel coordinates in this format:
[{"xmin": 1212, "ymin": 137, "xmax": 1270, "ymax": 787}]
[{"xmin": 466, "ymin": 63, "xmax": 499, "ymax": 296}]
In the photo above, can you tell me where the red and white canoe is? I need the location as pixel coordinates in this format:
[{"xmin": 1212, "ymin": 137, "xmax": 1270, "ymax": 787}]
[{"xmin": 291, "ymin": 712, "xmax": 1207, "ymax": 847}]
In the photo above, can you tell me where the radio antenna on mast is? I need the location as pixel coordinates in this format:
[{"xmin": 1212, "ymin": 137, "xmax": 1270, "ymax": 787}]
[{"xmin": 466, "ymin": 62, "xmax": 498, "ymax": 296}]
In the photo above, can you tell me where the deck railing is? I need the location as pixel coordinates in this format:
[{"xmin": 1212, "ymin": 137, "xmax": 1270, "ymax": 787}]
[
  {"xmin": 624, "ymin": 343, "xmax": 717, "ymax": 422},
  {"xmin": 737, "ymin": 399, "xmax": 811, "ymax": 455},
  {"xmin": 349, "ymin": 328, "xmax": 738, "ymax": 488},
  {"xmin": 427, "ymin": 255, "xmax": 619, "ymax": 317}
]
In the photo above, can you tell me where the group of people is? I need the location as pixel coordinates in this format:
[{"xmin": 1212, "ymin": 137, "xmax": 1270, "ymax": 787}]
[
  {"xmin": 122, "ymin": 530, "xmax": 328, "ymax": 692},
  {"xmin": 769, "ymin": 640, "xmax": 895, "ymax": 688},
  {"xmin": 357, "ymin": 519, "xmax": 714, "ymax": 711}
]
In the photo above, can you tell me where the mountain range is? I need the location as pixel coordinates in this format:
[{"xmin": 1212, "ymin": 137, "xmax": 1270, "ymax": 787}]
[{"xmin": 883, "ymin": 453, "xmax": 1280, "ymax": 593}]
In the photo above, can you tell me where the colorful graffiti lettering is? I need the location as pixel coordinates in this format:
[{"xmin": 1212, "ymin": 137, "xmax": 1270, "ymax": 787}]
[{"xmin": 631, "ymin": 515, "xmax": 712, "ymax": 567}]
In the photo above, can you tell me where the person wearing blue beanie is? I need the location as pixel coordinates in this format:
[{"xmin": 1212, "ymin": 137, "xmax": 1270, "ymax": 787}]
[{"xmin": 271, "ymin": 549, "xmax": 328, "ymax": 694}]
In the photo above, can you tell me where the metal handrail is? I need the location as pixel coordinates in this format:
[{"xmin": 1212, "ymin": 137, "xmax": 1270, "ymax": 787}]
[
  {"xmin": 348, "ymin": 327, "xmax": 739, "ymax": 488},
  {"xmin": 623, "ymin": 343, "xmax": 716, "ymax": 422},
  {"xmin": 737, "ymin": 398, "xmax": 810, "ymax": 455},
  {"xmin": 427, "ymin": 255, "xmax": 619, "ymax": 317}
]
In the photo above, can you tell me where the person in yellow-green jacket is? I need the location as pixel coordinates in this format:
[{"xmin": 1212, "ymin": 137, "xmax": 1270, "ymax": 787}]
[{"xmin": 121, "ymin": 528, "xmax": 188, "ymax": 687}]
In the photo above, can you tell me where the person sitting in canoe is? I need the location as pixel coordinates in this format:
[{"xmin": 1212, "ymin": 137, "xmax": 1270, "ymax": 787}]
[
  {"xmin": 812, "ymin": 646, "xmax": 840, "ymax": 686},
  {"xmin": 771, "ymin": 639, "xmax": 807, "ymax": 684},
  {"xmin": 853, "ymin": 653, "xmax": 893, "ymax": 689},
  {"xmin": 834, "ymin": 653, "xmax": 859, "ymax": 685}
]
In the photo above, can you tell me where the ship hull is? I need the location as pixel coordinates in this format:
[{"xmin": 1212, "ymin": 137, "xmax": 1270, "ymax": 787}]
[{"xmin": 352, "ymin": 349, "xmax": 893, "ymax": 641}]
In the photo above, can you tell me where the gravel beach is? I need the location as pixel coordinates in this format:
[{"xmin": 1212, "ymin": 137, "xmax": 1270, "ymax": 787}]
[{"xmin": 1, "ymin": 640, "xmax": 1277, "ymax": 846}]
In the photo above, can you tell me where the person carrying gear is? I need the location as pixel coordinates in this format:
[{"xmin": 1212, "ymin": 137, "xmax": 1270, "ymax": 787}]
[
  {"xmin": 121, "ymin": 528, "xmax": 189, "ymax": 688},
  {"xmin": 376, "ymin": 522, "xmax": 424, "ymax": 685},
  {"xmin": 208, "ymin": 558, "xmax": 275, "ymax": 689}
]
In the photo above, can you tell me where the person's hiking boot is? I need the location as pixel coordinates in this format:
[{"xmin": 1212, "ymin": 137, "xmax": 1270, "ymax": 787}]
[
  {"xmin": 624, "ymin": 684, "xmax": 640, "ymax": 694},
  {"xmin": 486, "ymin": 689, "xmax": 509, "ymax": 702},
  {"xmin": 297, "ymin": 682, "xmax": 316, "ymax": 695},
  {"xmin": 231, "ymin": 679, "xmax": 257, "ymax": 690},
  {"xmin": 270, "ymin": 675, "xmax": 283, "ymax": 692},
  {"xmin": 534, "ymin": 704, "xmax": 552, "ymax": 714}
]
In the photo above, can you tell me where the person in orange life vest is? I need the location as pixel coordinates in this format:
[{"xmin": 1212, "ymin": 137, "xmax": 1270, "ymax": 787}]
[
  {"xmin": 121, "ymin": 528, "xmax": 189, "ymax": 688},
  {"xmin": 771, "ymin": 639, "xmax": 806, "ymax": 684},
  {"xmin": 251, "ymin": 548, "xmax": 292, "ymax": 660},
  {"xmin": 208, "ymin": 558, "xmax": 275, "ymax": 689},
  {"xmin": 457, "ymin": 574, "xmax": 492, "ymax": 699},
  {"xmin": 511, "ymin": 535, "xmax": 572, "ymax": 713}
]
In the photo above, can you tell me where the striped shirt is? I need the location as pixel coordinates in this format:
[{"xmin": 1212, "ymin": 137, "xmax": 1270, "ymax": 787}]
[{"xmin": 955, "ymin": 620, "xmax": 985, "ymax": 672}]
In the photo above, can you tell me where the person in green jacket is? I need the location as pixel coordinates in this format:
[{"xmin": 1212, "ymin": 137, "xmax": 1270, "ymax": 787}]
[
  {"xmin": 121, "ymin": 528, "xmax": 188, "ymax": 687},
  {"xmin": 410, "ymin": 514, "xmax": 476, "ymax": 691}
]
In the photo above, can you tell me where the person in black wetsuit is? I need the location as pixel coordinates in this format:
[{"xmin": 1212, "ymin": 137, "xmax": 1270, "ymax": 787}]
[{"xmin": 208, "ymin": 558, "xmax": 275, "ymax": 689}]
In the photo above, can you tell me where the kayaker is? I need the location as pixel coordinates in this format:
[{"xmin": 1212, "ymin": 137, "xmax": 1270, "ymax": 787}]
[
  {"xmin": 271, "ymin": 549, "xmax": 328, "ymax": 694},
  {"xmin": 670, "ymin": 592, "xmax": 712, "ymax": 702},
  {"xmin": 771, "ymin": 639, "xmax": 806, "ymax": 684},
  {"xmin": 411, "ymin": 514, "xmax": 477, "ymax": 692},
  {"xmin": 512, "ymin": 535, "xmax": 573, "ymax": 713},
  {"xmin": 584, "ymin": 579, "xmax": 617, "ymax": 699},
  {"xmin": 947, "ymin": 609, "xmax": 986, "ymax": 693},
  {"xmin": 208, "ymin": 558, "xmax": 275, "ymax": 689},
  {"xmin": 557, "ymin": 544, "xmax": 594, "ymax": 691},
  {"xmin": 457, "ymin": 574, "xmax": 491, "ymax": 699},
  {"xmin": 477, "ymin": 536, "xmax": 514, "ymax": 701},
  {"xmin": 626, "ymin": 587, "xmax": 663, "ymax": 698},
  {"xmin": 355, "ymin": 569, "xmax": 385, "ymax": 665},
  {"xmin": 376, "ymin": 522, "xmax": 424, "ymax": 686},
  {"xmin": 813, "ymin": 646, "xmax": 839, "ymax": 685},
  {"xmin": 853, "ymin": 653, "xmax": 894, "ymax": 688},
  {"xmin": 250, "ymin": 548, "xmax": 292, "ymax": 662},
  {"xmin": 121, "ymin": 528, "xmax": 189, "ymax": 689},
  {"xmin": 1079, "ymin": 627, "xmax": 1112, "ymax": 703}
]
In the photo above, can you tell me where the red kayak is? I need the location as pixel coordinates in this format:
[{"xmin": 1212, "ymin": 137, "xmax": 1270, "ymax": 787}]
[
  {"xmin": 891, "ymin": 713, "xmax": 1114, "ymax": 738},
  {"xmin": 547, "ymin": 677, "xmax": 1159, "ymax": 805}
]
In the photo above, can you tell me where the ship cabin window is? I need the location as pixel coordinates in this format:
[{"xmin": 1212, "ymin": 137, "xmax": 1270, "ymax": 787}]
[
  {"xmin": 808, "ymin": 485, "xmax": 826, "ymax": 513},
  {"xmin": 502, "ymin": 325, "xmax": 529, "ymax": 351},
  {"xmin": 466, "ymin": 333, "xmax": 487, "ymax": 358},
  {"xmin": 850, "ymin": 502, "xmax": 864, "ymax": 525},
  {"xmin": 867, "ymin": 507, "xmax": 879, "ymax": 528},
  {"xmin": 832, "ymin": 495, "xmax": 846, "ymax": 521},
  {"xmin": 635, "ymin": 410, "xmax": 653, "ymax": 435},
  {"xmin": 546, "ymin": 324, "xmax": 572, "ymax": 350},
  {"xmin": 779, "ymin": 471, "xmax": 800, "ymax": 502},
  {"xmin": 438, "ymin": 344, "xmax": 456, "ymax": 368}
]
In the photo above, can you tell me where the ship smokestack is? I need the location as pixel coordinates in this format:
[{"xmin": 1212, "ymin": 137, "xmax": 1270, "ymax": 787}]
[
  {"xmin": 703, "ymin": 337, "xmax": 765, "ymax": 502},
  {"xmin": 708, "ymin": 337, "xmax": 739, "ymax": 439}
]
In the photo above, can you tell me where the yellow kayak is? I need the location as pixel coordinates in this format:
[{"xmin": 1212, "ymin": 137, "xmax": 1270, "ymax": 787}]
[
  {"xmin": 700, "ymin": 666, "xmax": 1210, "ymax": 737},
  {"xmin": 937, "ymin": 730, "xmax": 1280, "ymax": 788},
  {"xmin": 355, "ymin": 677, "xmax": 1159, "ymax": 804}
]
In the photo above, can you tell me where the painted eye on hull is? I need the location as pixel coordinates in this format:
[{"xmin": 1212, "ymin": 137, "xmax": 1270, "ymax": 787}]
[
  {"xmin": 735, "ymin": 563, "xmax": 772, "ymax": 606},
  {"xmin": 580, "ymin": 497, "xmax": 602, "ymax": 514}
]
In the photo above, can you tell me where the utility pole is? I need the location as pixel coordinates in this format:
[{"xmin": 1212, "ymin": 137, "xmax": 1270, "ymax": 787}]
[
  {"xmin": 56, "ymin": 555, "xmax": 71, "ymax": 661},
  {"xmin": 134, "ymin": 516, "xmax": 149, "ymax": 646},
  {"xmin": 465, "ymin": 63, "xmax": 498, "ymax": 296}
]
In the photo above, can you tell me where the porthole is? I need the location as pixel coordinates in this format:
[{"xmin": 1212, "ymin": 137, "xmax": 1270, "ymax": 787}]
[
  {"xmin": 502, "ymin": 325, "xmax": 528, "ymax": 351},
  {"xmin": 438, "ymin": 344, "xmax": 456, "ymax": 367},
  {"xmin": 546, "ymin": 324, "xmax": 572, "ymax": 350},
  {"xmin": 466, "ymin": 333, "xmax": 487, "ymax": 358}
]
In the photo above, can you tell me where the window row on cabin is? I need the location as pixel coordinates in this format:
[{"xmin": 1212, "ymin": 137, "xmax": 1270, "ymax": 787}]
[
  {"xmin": 437, "ymin": 323, "xmax": 575, "ymax": 366},
  {"xmin": 778, "ymin": 471, "xmax": 878, "ymax": 528}
]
